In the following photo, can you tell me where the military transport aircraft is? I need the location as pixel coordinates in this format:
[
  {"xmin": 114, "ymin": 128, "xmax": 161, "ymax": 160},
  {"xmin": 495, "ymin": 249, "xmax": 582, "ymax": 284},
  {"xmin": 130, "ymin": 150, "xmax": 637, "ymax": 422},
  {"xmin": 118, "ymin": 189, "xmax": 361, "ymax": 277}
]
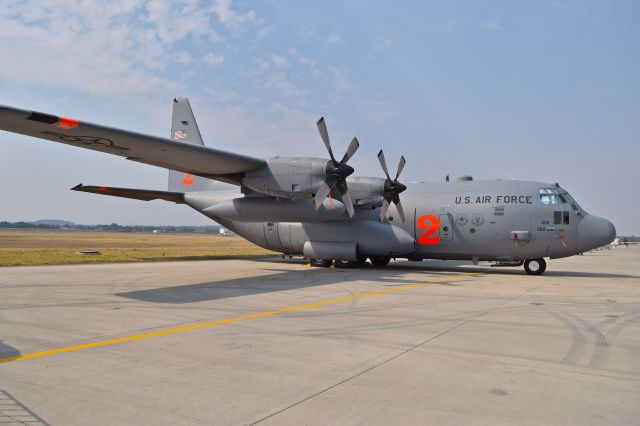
[{"xmin": 0, "ymin": 99, "xmax": 616, "ymax": 275}]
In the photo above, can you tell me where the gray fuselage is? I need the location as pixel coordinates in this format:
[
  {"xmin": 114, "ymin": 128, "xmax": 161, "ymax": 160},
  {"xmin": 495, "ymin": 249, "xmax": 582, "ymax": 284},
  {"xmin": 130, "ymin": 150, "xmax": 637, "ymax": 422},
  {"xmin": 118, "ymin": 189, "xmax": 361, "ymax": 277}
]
[{"xmin": 185, "ymin": 178, "xmax": 615, "ymax": 262}]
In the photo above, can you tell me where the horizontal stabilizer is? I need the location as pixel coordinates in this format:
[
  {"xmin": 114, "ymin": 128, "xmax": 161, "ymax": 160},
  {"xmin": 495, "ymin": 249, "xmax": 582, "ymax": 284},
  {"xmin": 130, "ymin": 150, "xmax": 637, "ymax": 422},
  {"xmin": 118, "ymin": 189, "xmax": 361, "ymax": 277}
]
[{"xmin": 71, "ymin": 184, "xmax": 185, "ymax": 204}]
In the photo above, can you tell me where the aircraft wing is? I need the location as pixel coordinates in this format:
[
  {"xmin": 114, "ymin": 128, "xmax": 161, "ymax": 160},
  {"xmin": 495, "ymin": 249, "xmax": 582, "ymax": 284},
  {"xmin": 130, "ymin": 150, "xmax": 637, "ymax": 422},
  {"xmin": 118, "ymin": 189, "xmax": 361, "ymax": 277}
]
[{"xmin": 0, "ymin": 105, "xmax": 266, "ymax": 181}]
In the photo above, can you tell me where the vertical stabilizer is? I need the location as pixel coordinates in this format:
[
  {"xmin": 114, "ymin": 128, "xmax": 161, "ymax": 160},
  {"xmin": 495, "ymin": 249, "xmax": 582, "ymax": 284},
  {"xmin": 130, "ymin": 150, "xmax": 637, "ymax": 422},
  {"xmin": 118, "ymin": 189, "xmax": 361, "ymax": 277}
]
[
  {"xmin": 170, "ymin": 97, "xmax": 204, "ymax": 146},
  {"xmin": 168, "ymin": 97, "xmax": 223, "ymax": 192}
]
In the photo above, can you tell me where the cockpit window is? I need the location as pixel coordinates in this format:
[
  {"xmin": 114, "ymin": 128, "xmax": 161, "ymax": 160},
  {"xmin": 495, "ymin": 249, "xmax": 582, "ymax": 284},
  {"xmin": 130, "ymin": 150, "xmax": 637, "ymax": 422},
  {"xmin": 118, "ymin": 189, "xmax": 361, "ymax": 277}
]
[
  {"xmin": 540, "ymin": 187, "xmax": 581, "ymax": 211},
  {"xmin": 562, "ymin": 192, "xmax": 579, "ymax": 211},
  {"xmin": 540, "ymin": 188, "xmax": 561, "ymax": 205}
]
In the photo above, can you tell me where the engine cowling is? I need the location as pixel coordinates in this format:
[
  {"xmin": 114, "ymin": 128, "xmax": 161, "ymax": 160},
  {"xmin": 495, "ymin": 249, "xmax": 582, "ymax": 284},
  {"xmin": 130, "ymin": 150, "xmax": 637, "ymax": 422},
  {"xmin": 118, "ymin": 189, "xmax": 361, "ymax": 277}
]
[{"xmin": 241, "ymin": 157, "xmax": 329, "ymax": 199}]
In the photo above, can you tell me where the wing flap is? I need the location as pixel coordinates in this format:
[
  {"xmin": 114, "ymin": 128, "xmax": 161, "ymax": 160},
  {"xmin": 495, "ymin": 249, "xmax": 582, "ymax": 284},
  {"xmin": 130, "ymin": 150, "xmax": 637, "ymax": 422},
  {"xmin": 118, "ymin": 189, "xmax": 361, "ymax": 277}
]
[
  {"xmin": 0, "ymin": 105, "xmax": 265, "ymax": 179},
  {"xmin": 71, "ymin": 184, "xmax": 185, "ymax": 204}
]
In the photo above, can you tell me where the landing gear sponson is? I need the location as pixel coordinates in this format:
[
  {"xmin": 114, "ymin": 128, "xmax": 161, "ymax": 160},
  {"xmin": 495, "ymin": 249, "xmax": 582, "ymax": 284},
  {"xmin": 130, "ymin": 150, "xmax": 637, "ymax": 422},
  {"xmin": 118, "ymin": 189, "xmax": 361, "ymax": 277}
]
[{"xmin": 309, "ymin": 256, "xmax": 391, "ymax": 268}]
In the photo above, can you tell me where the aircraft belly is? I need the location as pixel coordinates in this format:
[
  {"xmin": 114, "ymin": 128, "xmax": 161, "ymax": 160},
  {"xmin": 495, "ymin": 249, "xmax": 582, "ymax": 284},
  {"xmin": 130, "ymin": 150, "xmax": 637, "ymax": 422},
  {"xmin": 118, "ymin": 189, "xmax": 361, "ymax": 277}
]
[{"xmin": 223, "ymin": 219, "xmax": 415, "ymax": 256}]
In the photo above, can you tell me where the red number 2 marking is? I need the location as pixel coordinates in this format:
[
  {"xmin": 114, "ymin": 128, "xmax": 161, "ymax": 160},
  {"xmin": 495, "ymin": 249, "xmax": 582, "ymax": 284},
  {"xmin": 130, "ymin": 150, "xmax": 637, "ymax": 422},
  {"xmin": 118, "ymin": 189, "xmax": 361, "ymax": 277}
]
[{"xmin": 417, "ymin": 214, "xmax": 441, "ymax": 245}]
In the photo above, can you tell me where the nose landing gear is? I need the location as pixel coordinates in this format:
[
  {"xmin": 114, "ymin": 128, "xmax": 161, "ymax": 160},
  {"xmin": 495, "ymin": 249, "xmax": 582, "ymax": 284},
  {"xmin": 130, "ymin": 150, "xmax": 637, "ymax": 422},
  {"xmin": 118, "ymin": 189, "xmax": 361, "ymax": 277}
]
[{"xmin": 524, "ymin": 258, "xmax": 546, "ymax": 275}]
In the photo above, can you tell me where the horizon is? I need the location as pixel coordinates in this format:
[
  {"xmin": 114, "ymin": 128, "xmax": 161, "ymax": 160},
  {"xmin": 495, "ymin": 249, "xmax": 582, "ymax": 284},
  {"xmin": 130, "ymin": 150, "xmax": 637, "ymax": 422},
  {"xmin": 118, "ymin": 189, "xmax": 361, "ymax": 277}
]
[{"xmin": 1, "ymin": 1, "xmax": 638, "ymax": 233}]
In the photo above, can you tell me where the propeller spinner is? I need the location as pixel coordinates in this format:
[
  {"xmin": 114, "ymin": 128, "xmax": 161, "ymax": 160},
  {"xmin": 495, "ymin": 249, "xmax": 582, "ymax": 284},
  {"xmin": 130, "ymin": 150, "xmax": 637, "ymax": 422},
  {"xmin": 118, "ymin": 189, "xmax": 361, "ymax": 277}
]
[
  {"xmin": 313, "ymin": 117, "xmax": 359, "ymax": 217},
  {"xmin": 377, "ymin": 150, "xmax": 407, "ymax": 222}
]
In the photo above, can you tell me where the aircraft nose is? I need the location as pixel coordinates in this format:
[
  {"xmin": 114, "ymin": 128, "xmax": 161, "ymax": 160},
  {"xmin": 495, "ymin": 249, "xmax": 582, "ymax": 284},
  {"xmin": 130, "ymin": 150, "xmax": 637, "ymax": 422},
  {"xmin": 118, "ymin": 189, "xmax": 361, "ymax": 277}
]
[{"xmin": 578, "ymin": 214, "xmax": 616, "ymax": 251}]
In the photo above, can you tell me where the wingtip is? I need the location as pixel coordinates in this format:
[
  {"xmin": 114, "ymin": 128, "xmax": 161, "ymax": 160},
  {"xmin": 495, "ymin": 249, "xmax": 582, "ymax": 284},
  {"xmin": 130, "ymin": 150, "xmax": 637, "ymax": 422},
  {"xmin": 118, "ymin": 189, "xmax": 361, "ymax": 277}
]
[{"xmin": 71, "ymin": 183, "xmax": 83, "ymax": 190}]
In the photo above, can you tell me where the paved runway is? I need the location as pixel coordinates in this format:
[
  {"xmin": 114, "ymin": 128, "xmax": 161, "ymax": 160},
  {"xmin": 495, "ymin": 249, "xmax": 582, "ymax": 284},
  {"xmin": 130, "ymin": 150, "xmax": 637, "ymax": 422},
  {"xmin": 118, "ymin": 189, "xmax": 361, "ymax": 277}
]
[{"xmin": 1, "ymin": 248, "xmax": 639, "ymax": 425}]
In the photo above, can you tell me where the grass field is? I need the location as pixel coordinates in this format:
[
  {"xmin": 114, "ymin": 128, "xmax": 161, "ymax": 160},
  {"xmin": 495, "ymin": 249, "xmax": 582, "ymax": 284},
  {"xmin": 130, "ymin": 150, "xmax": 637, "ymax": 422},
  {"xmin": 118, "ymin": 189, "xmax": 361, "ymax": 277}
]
[{"xmin": 0, "ymin": 229, "xmax": 275, "ymax": 266}]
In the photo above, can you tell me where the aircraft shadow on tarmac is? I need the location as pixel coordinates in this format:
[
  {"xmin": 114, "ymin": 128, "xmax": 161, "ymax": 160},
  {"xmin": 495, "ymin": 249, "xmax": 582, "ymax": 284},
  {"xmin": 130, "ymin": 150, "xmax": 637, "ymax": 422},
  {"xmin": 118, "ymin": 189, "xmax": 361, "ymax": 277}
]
[
  {"xmin": 115, "ymin": 262, "xmax": 468, "ymax": 304},
  {"xmin": 114, "ymin": 259, "xmax": 637, "ymax": 304},
  {"xmin": 0, "ymin": 340, "xmax": 21, "ymax": 359},
  {"xmin": 261, "ymin": 258, "xmax": 639, "ymax": 279}
]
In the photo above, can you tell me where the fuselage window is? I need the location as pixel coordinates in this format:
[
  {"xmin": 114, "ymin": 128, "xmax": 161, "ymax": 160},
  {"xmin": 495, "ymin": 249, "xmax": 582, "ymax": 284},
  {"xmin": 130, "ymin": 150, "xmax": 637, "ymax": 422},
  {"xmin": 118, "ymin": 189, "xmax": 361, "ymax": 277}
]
[{"xmin": 563, "ymin": 211, "xmax": 570, "ymax": 225}]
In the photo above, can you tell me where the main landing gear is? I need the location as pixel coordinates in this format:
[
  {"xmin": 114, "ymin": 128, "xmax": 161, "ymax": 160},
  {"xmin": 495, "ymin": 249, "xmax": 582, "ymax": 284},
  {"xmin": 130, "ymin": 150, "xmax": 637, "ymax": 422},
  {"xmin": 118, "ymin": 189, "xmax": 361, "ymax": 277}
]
[
  {"xmin": 309, "ymin": 256, "xmax": 391, "ymax": 268},
  {"xmin": 309, "ymin": 258, "xmax": 333, "ymax": 268},
  {"xmin": 524, "ymin": 258, "xmax": 546, "ymax": 275}
]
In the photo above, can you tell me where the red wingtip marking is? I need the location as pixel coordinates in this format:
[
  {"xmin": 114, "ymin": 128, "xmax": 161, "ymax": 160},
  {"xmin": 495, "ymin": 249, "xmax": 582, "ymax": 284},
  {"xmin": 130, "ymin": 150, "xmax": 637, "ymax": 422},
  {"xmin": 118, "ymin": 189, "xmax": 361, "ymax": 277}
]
[
  {"xmin": 56, "ymin": 117, "xmax": 78, "ymax": 129},
  {"xmin": 99, "ymin": 186, "xmax": 109, "ymax": 191},
  {"xmin": 182, "ymin": 174, "xmax": 195, "ymax": 185}
]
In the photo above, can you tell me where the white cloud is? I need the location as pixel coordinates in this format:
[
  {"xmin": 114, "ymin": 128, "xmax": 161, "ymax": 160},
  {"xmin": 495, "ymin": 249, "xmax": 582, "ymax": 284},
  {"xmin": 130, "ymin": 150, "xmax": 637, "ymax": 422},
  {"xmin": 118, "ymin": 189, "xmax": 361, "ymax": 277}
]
[
  {"xmin": 329, "ymin": 66, "xmax": 352, "ymax": 92},
  {"xmin": 174, "ymin": 51, "xmax": 192, "ymax": 64},
  {"xmin": 326, "ymin": 34, "xmax": 343, "ymax": 45},
  {"xmin": 211, "ymin": 0, "xmax": 264, "ymax": 31},
  {"xmin": 204, "ymin": 51, "xmax": 225, "ymax": 67},
  {"xmin": 0, "ymin": 0, "xmax": 259, "ymax": 98},
  {"xmin": 375, "ymin": 38, "xmax": 393, "ymax": 51},
  {"xmin": 270, "ymin": 54, "xmax": 289, "ymax": 68},
  {"xmin": 265, "ymin": 73, "xmax": 306, "ymax": 98},
  {"xmin": 286, "ymin": 47, "xmax": 314, "ymax": 67},
  {"xmin": 482, "ymin": 20, "xmax": 501, "ymax": 30}
]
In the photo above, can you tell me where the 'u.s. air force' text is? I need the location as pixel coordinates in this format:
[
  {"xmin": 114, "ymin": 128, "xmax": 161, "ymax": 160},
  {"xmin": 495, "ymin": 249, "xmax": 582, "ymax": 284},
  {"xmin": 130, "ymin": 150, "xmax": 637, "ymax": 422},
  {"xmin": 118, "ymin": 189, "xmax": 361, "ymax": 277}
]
[{"xmin": 455, "ymin": 195, "xmax": 533, "ymax": 204}]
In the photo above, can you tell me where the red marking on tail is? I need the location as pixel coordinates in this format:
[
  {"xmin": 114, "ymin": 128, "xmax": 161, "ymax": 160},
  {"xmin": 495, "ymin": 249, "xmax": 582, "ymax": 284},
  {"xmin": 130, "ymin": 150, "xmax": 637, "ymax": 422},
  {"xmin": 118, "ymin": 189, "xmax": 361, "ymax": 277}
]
[
  {"xmin": 56, "ymin": 117, "xmax": 78, "ymax": 129},
  {"xmin": 182, "ymin": 174, "xmax": 195, "ymax": 185}
]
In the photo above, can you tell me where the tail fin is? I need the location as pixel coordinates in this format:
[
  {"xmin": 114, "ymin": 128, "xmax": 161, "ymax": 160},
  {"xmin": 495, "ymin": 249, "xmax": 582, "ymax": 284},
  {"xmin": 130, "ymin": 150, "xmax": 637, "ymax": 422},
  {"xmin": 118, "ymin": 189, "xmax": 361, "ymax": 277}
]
[{"xmin": 168, "ymin": 97, "xmax": 222, "ymax": 192}]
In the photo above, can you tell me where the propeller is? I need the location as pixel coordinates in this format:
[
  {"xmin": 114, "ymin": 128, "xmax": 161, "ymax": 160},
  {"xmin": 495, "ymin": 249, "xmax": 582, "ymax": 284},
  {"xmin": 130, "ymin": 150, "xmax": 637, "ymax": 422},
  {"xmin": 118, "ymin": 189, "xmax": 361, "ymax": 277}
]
[
  {"xmin": 313, "ymin": 117, "xmax": 359, "ymax": 217},
  {"xmin": 377, "ymin": 150, "xmax": 407, "ymax": 222}
]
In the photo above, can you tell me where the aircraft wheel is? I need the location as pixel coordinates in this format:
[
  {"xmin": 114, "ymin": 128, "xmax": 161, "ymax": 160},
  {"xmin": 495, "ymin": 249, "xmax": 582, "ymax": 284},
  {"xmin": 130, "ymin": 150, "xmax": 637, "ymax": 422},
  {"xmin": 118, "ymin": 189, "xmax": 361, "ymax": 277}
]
[
  {"xmin": 524, "ymin": 258, "xmax": 546, "ymax": 275},
  {"xmin": 369, "ymin": 256, "xmax": 391, "ymax": 267},
  {"xmin": 309, "ymin": 258, "xmax": 333, "ymax": 268},
  {"xmin": 335, "ymin": 254, "xmax": 366, "ymax": 268},
  {"xmin": 335, "ymin": 260, "xmax": 358, "ymax": 268}
]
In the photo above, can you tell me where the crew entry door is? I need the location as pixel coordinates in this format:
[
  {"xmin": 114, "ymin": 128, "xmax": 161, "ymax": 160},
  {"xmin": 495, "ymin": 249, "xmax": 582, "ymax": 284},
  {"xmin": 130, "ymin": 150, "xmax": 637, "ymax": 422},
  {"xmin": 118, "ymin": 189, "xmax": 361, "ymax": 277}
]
[
  {"xmin": 439, "ymin": 214, "xmax": 453, "ymax": 241},
  {"xmin": 415, "ymin": 209, "xmax": 453, "ymax": 254}
]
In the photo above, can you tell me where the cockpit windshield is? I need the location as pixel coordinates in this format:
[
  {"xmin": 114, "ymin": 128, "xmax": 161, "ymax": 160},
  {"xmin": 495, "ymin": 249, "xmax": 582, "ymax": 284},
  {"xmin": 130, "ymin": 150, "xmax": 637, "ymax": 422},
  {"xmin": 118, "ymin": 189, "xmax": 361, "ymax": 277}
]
[{"xmin": 539, "ymin": 187, "xmax": 580, "ymax": 211}]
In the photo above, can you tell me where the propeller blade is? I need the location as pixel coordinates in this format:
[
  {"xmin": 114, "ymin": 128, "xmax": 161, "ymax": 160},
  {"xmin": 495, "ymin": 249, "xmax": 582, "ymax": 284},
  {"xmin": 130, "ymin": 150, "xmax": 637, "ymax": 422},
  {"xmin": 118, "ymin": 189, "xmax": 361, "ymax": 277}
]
[
  {"xmin": 336, "ymin": 180, "xmax": 355, "ymax": 217},
  {"xmin": 313, "ymin": 181, "xmax": 332, "ymax": 209},
  {"xmin": 340, "ymin": 137, "xmax": 359, "ymax": 163},
  {"xmin": 395, "ymin": 156, "xmax": 406, "ymax": 180},
  {"xmin": 379, "ymin": 198, "xmax": 390, "ymax": 222},
  {"xmin": 377, "ymin": 150, "xmax": 390, "ymax": 180},
  {"xmin": 341, "ymin": 189, "xmax": 354, "ymax": 217},
  {"xmin": 394, "ymin": 198, "xmax": 406, "ymax": 222},
  {"xmin": 317, "ymin": 117, "xmax": 337, "ymax": 164}
]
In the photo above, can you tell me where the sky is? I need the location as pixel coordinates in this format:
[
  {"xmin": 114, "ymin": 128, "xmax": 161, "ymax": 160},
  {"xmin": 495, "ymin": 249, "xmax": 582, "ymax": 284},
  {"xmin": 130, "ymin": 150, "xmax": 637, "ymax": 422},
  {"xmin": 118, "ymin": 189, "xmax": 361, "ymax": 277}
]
[{"xmin": 0, "ymin": 0, "xmax": 638, "ymax": 233}]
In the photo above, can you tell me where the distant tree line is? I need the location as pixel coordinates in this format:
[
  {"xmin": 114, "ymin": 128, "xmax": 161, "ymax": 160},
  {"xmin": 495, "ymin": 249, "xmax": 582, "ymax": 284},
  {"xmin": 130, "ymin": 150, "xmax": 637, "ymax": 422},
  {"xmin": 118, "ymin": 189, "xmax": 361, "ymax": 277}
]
[
  {"xmin": 0, "ymin": 221, "xmax": 221, "ymax": 234},
  {"xmin": 0, "ymin": 221, "xmax": 60, "ymax": 229}
]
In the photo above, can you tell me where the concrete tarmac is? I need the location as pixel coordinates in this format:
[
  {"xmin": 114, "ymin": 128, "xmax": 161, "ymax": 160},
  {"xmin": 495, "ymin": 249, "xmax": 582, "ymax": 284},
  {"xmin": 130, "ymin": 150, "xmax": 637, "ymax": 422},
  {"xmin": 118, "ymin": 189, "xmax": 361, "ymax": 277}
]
[{"xmin": 0, "ymin": 248, "xmax": 639, "ymax": 425}]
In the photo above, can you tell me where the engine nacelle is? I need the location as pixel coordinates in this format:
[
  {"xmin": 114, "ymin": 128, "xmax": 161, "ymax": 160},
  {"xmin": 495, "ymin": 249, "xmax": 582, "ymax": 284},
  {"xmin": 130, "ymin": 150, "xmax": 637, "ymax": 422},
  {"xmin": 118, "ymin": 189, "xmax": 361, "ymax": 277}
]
[{"xmin": 241, "ymin": 157, "xmax": 329, "ymax": 199}]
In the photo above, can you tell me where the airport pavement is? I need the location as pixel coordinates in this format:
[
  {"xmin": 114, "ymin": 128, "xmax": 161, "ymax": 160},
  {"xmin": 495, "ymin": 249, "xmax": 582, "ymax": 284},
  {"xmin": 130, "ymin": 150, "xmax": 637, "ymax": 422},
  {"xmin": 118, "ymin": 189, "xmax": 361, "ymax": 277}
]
[{"xmin": 0, "ymin": 248, "xmax": 639, "ymax": 425}]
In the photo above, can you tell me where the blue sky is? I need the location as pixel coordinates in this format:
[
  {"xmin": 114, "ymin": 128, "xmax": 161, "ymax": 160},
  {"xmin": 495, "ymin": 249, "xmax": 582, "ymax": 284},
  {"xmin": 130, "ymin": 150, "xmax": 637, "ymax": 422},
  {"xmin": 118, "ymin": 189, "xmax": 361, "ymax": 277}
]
[{"xmin": 0, "ymin": 0, "xmax": 638, "ymax": 233}]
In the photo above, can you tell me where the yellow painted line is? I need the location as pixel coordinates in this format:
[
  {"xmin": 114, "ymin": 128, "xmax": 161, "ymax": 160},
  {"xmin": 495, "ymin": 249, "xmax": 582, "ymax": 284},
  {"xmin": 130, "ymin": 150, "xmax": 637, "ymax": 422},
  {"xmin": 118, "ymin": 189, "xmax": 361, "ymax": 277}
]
[{"xmin": 0, "ymin": 273, "xmax": 475, "ymax": 364}]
